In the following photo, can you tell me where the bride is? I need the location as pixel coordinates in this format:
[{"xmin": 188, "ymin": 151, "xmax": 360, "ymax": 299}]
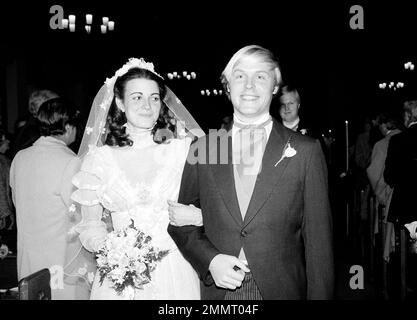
[{"xmin": 70, "ymin": 58, "xmax": 203, "ymax": 300}]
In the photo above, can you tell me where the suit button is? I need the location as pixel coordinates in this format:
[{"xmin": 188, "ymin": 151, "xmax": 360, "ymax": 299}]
[{"xmin": 240, "ymin": 230, "xmax": 248, "ymax": 237}]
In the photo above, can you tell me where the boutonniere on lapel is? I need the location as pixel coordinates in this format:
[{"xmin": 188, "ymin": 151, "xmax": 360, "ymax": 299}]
[
  {"xmin": 299, "ymin": 129, "xmax": 307, "ymax": 135},
  {"xmin": 274, "ymin": 138, "xmax": 297, "ymax": 167}
]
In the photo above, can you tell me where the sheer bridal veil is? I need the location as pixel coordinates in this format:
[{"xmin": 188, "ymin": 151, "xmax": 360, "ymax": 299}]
[{"xmin": 63, "ymin": 58, "xmax": 204, "ymax": 297}]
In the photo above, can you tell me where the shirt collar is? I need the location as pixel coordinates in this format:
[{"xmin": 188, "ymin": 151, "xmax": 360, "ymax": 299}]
[
  {"xmin": 34, "ymin": 136, "xmax": 68, "ymax": 147},
  {"xmin": 283, "ymin": 117, "xmax": 300, "ymax": 131},
  {"xmin": 232, "ymin": 113, "xmax": 273, "ymax": 140},
  {"xmin": 408, "ymin": 121, "xmax": 417, "ymax": 128},
  {"xmin": 233, "ymin": 113, "xmax": 271, "ymax": 126}
]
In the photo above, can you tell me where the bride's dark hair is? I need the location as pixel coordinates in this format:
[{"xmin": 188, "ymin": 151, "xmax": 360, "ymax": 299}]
[{"xmin": 105, "ymin": 67, "xmax": 175, "ymax": 147}]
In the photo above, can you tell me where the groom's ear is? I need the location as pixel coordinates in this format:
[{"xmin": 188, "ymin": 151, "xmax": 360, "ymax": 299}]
[{"xmin": 115, "ymin": 97, "xmax": 125, "ymax": 112}]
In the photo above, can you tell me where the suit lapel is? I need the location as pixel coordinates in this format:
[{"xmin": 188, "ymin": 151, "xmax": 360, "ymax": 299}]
[
  {"xmin": 243, "ymin": 119, "xmax": 292, "ymax": 227},
  {"xmin": 210, "ymin": 124, "xmax": 243, "ymax": 227}
]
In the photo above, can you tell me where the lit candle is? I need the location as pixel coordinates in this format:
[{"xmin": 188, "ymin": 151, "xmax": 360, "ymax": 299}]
[
  {"xmin": 167, "ymin": 73, "xmax": 173, "ymax": 80},
  {"xmin": 62, "ymin": 18, "xmax": 69, "ymax": 29},
  {"xmin": 101, "ymin": 25, "xmax": 107, "ymax": 34},
  {"xmin": 219, "ymin": 90, "xmax": 223, "ymax": 95},
  {"xmin": 85, "ymin": 25, "xmax": 91, "ymax": 34},
  {"xmin": 191, "ymin": 72, "xmax": 196, "ymax": 79},
  {"xmin": 102, "ymin": 17, "xmax": 109, "ymax": 25},
  {"xmin": 69, "ymin": 23, "xmax": 75, "ymax": 32},
  {"xmin": 182, "ymin": 71, "xmax": 187, "ymax": 77},
  {"xmin": 86, "ymin": 14, "xmax": 93, "ymax": 25},
  {"xmin": 328, "ymin": 129, "xmax": 333, "ymax": 165},
  {"xmin": 108, "ymin": 21, "xmax": 115, "ymax": 31},
  {"xmin": 213, "ymin": 89, "xmax": 218, "ymax": 95},
  {"xmin": 345, "ymin": 120, "xmax": 349, "ymax": 172},
  {"xmin": 173, "ymin": 72, "xmax": 177, "ymax": 77},
  {"xmin": 201, "ymin": 90, "xmax": 205, "ymax": 95},
  {"xmin": 68, "ymin": 15, "xmax": 76, "ymax": 24},
  {"xmin": 186, "ymin": 75, "xmax": 191, "ymax": 80}
]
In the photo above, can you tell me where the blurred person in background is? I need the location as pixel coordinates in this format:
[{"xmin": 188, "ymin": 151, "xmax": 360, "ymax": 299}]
[
  {"xmin": 0, "ymin": 128, "xmax": 15, "ymax": 241},
  {"xmin": 366, "ymin": 112, "xmax": 401, "ymax": 263},
  {"xmin": 385, "ymin": 99, "xmax": 417, "ymax": 296},
  {"xmin": 278, "ymin": 85, "xmax": 310, "ymax": 134},
  {"xmin": 385, "ymin": 100, "xmax": 417, "ymax": 226},
  {"xmin": 11, "ymin": 89, "xmax": 59, "ymax": 158},
  {"xmin": 10, "ymin": 98, "xmax": 94, "ymax": 299}
]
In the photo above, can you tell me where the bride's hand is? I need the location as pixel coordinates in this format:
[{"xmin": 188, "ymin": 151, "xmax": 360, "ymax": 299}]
[{"xmin": 167, "ymin": 200, "xmax": 203, "ymax": 227}]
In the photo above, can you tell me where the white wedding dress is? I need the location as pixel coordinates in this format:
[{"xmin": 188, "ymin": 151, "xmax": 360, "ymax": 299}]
[{"xmin": 70, "ymin": 130, "xmax": 200, "ymax": 300}]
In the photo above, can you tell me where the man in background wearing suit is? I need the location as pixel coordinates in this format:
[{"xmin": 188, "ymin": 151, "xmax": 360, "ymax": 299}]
[{"xmin": 384, "ymin": 99, "xmax": 417, "ymax": 226}]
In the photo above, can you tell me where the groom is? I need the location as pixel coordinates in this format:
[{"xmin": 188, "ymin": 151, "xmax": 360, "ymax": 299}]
[{"xmin": 168, "ymin": 45, "xmax": 334, "ymax": 299}]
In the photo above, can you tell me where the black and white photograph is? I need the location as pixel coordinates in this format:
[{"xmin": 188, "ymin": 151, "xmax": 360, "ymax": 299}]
[{"xmin": 0, "ymin": 1, "xmax": 416, "ymax": 309}]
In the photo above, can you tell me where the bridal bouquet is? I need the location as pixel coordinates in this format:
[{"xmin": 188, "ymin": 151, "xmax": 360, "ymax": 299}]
[{"xmin": 96, "ymin": 220, "xmax": 169, "ymax": 297}]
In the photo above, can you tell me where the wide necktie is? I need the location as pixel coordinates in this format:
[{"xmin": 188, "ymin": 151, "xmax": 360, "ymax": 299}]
[{"xmin": 233, "ymin": 118, "xmax": 271, "ymax": 195}]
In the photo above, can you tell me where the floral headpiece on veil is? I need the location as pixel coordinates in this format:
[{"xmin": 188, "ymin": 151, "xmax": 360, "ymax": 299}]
[
  {"xmin": 101, "ymin": 58, "xmax": 164, "ymax": 112},
  {"xmin": 105, "ymin": 58, "xmax": 164, "ymax": 87}
]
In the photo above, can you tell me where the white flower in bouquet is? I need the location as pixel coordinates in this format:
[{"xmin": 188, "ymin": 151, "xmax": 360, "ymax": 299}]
[
  {"xmin": 135, "ymin": 262, "xmax": 147, "ymax": 275},
  {"xmin": 109, "ymin": 267, "xmax": 127, "ymax": 284},
  {"xmin": 107, "ymin": 250, "xmax": 124, "ymax": 266},
  {"xmin": 96, "ymin": 254, "xmax": 107, "ymax": 266},
  {"xmin": 126, "ymin": 247, "xmax": 141, "ymax": 260},
  {"xmin": 96, "ymin": 219, "xmax": 169, "ymax": 296}
]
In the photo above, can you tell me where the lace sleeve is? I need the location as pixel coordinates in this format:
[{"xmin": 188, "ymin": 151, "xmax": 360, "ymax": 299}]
[
  {"xmin": 74, "ymin": 204, "xmax": 107, "ymax": 252},
  {"xmin": 70, "ymin": 147, "xmax": 108, "ymax": 252}
]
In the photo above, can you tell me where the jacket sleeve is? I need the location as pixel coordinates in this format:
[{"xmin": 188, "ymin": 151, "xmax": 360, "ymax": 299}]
[
  {"xmin": 367, "ymin": 142, "xmax": 383, "ymax": 193},
  {"xmin": 60, "ymin": 157, "xmax": 81, "ymax": 208},
  {"xmin": 384, "ymin": 135, "xmax": 400, "ymax": 188},
  {"xmin": 302, "ymin": 140, "xmax": 334, "ymax": 299},
  {"xmin": 168, "ymin": 140, "xmax": 220, "ymax": 284}
]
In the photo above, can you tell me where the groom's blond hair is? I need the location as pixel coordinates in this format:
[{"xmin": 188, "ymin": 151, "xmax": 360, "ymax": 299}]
[{"xmin": 220, "ymin": 45, "xmax": 282, "ymax": 99}]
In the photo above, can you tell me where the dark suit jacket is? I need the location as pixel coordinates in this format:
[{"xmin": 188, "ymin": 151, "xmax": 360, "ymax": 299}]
[
  {"xmin": 168, "ymin": 118, "xmax": 334, "ymax": 299},
  {"xmin": 384, "ymin": 123, "xmax": 417, "ymax": 224}
]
